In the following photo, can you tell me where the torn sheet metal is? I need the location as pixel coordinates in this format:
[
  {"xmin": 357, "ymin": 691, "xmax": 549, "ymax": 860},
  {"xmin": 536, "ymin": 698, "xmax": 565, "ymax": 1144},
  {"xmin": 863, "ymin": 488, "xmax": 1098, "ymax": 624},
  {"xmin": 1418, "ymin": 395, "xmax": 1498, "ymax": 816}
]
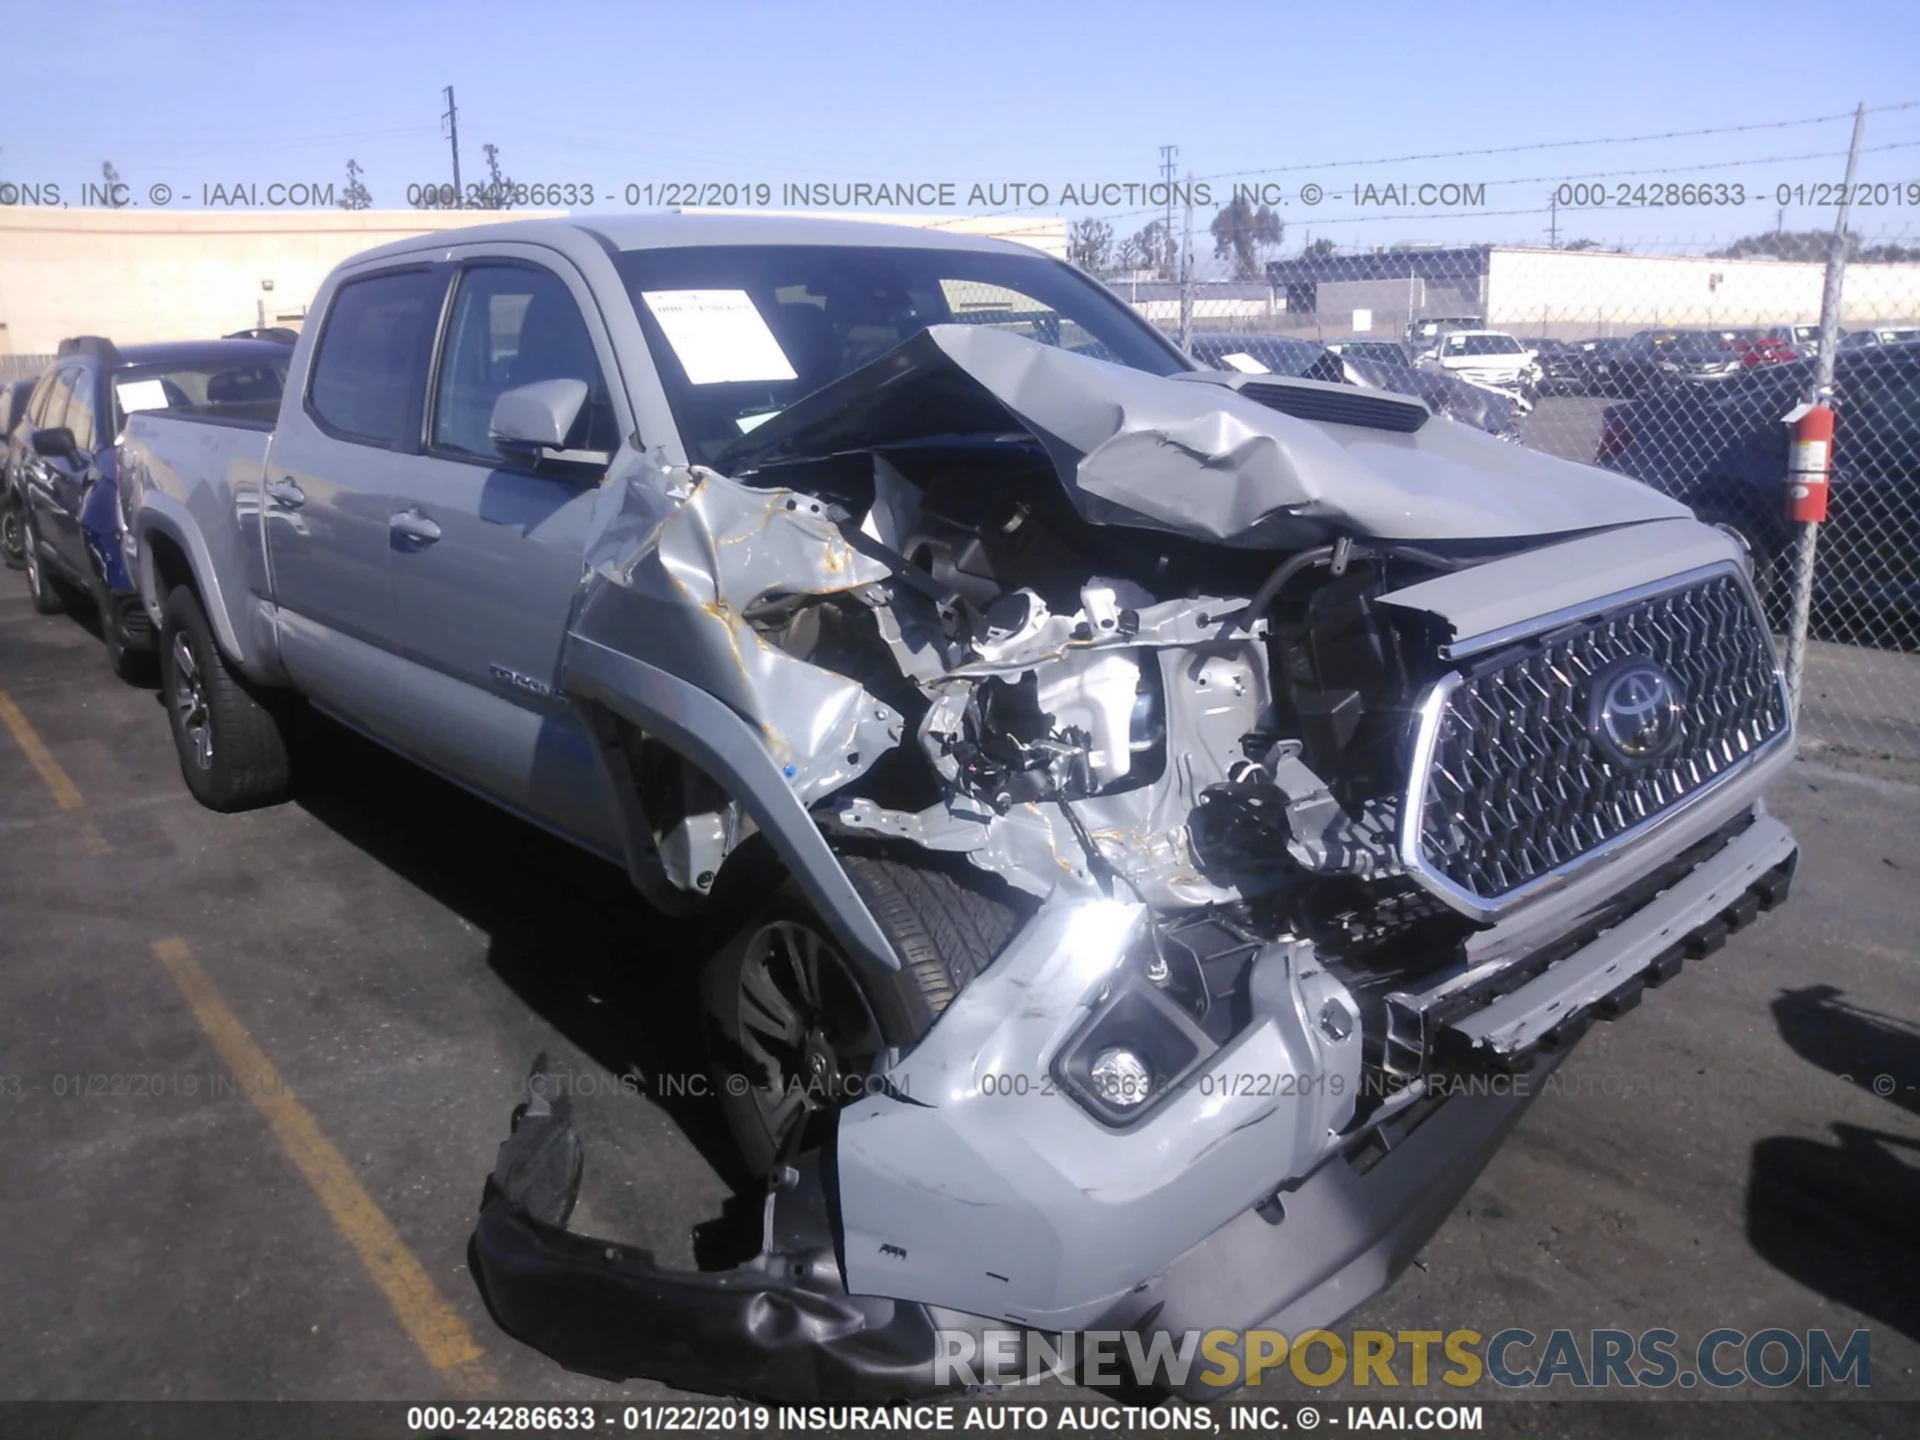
[
  {"xmin": 581, "ymin": 461, "xmax": 904, "ymax": 807},
  {"xmin": 721, "ymin": 324, "xmax": 1687, "ymax": 547}
]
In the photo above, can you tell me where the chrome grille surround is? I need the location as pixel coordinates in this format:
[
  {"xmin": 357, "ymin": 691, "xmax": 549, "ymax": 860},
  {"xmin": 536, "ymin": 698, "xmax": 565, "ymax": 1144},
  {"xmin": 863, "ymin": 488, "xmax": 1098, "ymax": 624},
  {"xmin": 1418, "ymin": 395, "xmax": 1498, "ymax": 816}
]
[{"xmin": 1400, "ymin": 562, "xmax": 1791, "ymax": 920}]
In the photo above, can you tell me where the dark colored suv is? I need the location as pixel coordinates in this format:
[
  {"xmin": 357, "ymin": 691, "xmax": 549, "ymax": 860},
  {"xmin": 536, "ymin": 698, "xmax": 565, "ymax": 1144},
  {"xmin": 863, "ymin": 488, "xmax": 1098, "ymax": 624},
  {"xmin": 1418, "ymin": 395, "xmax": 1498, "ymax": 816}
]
[{"xmin": 7, "ymin": 336, "xmax": 287, "ymax": 676}]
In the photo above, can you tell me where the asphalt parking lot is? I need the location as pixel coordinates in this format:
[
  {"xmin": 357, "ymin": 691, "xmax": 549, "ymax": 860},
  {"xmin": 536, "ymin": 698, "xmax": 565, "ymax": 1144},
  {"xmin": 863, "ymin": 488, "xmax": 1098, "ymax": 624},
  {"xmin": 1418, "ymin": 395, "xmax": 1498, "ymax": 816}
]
[{"xmin": 2, "ymin": 576, "xmax": 1918, "ymax": 1421}]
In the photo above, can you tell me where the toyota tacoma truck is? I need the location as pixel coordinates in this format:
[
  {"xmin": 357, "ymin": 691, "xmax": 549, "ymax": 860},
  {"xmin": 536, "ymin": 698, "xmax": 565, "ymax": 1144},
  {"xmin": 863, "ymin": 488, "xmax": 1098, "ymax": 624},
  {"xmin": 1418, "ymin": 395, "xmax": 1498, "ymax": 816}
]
[{"xmin": 119, "ymin": 215, "xmax": 1798, "ymax": 1401}]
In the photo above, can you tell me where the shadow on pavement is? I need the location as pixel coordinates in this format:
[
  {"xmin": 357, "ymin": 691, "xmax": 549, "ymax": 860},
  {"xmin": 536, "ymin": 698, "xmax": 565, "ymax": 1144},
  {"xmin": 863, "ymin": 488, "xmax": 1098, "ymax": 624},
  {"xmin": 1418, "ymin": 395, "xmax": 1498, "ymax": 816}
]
[
  {"xmin": 1747, "ymin": 984, "xmax": 1920, "ymax": 1342},
  {"xmin": 288, "ymin": 713, "xmax": 755, "ymax": 1204}
]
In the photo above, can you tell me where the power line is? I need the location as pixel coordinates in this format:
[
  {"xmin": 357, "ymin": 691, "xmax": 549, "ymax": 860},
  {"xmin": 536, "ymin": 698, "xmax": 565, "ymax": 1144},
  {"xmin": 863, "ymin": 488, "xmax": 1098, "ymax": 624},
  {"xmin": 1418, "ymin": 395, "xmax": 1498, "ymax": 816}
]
[
  {"xmin": 1481, "ymin": 136, "xmax": 1920, "ymax": 189},
  {"xmin": 1199, "ymin": 100, "xmax": 1920, "ymax": 183}
]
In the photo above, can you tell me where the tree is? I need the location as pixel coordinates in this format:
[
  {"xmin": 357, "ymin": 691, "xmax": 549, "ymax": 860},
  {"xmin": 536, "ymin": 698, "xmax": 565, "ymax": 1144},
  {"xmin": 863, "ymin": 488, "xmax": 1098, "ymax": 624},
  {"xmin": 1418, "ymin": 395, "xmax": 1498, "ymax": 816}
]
[
  {"xmin": 1301, "ymin": 236, "xmax": 1337, "ymax": 260},
  {"xmin": 1209, "ymin": 197, "xmax": 1283, "ymax": 280},
  {"xmin": 341, "ymin": 158, "xmax": 373, "ymax": 211},
  {"xmin": 1067, "ymin": 218, "xmax": 1113, "ymax": 275},
  {"xmin": 1116, "ymin": 220, "xmax": 1178, "ymax": 279},
  {"xmin": 1712, "ymin": 229, "xmax": 1855, "ymax": 263},
  {"xmin": 100, "ymin": 160, "xmax": 128, "ymax": 208},
  {"xmin": 469, "ymin": 143, "xmax": 516, "ymax": 210},
  {"xmin": 1562, "ymin": 238, "xmax": 1601, "ymax": 252}
]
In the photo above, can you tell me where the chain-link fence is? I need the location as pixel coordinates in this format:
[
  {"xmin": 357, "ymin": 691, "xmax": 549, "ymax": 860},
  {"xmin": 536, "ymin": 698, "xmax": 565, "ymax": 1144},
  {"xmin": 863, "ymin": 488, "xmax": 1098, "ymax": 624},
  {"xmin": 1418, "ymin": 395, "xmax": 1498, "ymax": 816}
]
[{"xmin": 1117, "ymin": 227, "xmax": 1920, "ymax": 785}]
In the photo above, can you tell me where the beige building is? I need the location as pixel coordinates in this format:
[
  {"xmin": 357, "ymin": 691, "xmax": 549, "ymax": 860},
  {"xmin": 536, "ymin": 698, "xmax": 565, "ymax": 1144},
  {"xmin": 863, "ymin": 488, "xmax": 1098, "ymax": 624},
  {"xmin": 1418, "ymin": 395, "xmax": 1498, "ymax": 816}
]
[
  {"xmin": 0, "ymin": 207, "xmax": 1069, "ymax": 364},
  {"xmin": 0, "ymin": 209, "xmax": 556, "ymax": 356}
]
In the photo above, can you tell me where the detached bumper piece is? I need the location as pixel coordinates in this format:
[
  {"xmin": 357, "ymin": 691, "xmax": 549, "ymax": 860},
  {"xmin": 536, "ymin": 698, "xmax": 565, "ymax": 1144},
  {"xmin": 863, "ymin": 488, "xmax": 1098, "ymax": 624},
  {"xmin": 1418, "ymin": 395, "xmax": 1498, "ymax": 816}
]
[{"xmin": 470, "ymin": 1060, "xmax": 943, "ymax": 1401}]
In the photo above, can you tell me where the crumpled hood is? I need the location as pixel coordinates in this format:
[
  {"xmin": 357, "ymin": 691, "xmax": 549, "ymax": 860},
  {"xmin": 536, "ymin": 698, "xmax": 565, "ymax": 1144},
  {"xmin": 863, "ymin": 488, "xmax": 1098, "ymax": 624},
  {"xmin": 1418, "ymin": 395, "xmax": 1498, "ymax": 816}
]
[{"xmin": 720, "ymin": 324, "xmax": 1687, "ymax": 547}]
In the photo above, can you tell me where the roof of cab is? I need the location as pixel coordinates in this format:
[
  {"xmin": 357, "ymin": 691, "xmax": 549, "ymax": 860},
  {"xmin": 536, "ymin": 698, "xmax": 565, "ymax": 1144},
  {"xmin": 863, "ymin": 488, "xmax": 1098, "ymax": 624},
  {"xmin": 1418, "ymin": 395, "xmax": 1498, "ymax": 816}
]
[
  {"xmin": 114, "ymin": 339, "xmax": 294, "ymax": 368},
  {"xmin": 340, "ymin": 212, "xmax": 1043, "ymax": 270}
]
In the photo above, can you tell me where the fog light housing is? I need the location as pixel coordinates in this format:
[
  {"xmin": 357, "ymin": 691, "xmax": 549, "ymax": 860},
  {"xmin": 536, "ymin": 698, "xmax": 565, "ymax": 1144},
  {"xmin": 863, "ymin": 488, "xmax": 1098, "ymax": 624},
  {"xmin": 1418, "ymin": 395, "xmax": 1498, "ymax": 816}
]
[{"xmin": 1054, "ymin": 972, "xmax": 1215, "ymax": 1127}]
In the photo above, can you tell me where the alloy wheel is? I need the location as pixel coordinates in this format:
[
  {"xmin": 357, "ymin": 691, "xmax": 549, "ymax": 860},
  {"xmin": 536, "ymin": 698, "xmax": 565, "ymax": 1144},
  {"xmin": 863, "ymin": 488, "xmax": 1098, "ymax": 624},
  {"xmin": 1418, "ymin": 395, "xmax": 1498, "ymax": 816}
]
[
  {"xmin": 170, "ymin": 632, "xmax": 213, "ymax": 769},
  {"xmin": 732, "ymin": 919, "xmax": 884, "ymax": 1159}
]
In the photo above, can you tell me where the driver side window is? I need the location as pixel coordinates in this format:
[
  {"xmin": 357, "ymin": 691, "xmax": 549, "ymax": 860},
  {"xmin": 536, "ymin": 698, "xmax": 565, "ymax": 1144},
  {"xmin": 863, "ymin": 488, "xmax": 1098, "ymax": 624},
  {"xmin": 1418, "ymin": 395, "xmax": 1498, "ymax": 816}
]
[{"xmin": 430, "ymin": 264, "xmax": 617, "ymax": 464}]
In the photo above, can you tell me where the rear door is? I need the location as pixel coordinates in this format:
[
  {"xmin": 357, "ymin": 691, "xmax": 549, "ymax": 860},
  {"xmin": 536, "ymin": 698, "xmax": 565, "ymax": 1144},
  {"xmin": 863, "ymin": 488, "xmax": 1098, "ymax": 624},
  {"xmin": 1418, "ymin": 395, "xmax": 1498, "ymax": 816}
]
[
  {"xmin": 385, "ymin": 250, "xmax": 627, "ymax": 852},
  {"xmin": 264, "ymin": 264, "xmax": 448, "ymax": 739}
]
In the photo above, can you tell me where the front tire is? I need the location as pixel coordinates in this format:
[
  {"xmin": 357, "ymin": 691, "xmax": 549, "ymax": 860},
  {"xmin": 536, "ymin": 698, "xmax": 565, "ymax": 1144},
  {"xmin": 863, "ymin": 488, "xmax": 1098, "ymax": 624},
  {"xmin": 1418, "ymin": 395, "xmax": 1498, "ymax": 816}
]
[
  {"xmin": 701, "ymin": 855, "xmax": 1018, "ymax": 1176},
  {"xmin": 159, "ymin": 585, "xmax": 292, "ymax": 811}
]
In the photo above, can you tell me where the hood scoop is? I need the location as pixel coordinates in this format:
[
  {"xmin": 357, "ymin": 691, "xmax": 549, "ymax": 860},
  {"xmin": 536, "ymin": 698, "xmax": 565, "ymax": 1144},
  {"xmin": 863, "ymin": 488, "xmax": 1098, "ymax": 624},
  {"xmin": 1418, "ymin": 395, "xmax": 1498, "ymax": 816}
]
[{"xmin": 1179, "ymin": 371, "xmax": 1430, "ymax": 434}]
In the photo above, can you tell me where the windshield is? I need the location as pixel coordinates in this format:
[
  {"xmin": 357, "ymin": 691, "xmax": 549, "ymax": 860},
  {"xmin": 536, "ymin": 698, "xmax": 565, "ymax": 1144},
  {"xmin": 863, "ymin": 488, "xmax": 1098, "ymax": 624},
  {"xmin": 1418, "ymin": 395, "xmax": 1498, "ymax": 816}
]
[{"xmin": 613, "ymin": 244, "xmax": 1187, "ymax": 463}]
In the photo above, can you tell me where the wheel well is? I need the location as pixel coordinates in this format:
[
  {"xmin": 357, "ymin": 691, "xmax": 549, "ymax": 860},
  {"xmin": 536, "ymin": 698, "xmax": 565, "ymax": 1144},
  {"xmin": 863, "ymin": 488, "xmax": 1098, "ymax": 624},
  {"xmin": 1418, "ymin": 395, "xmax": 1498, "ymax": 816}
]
[{"xmin": 145, "ymin": 528, "xmax": 195, "ymax": 601}]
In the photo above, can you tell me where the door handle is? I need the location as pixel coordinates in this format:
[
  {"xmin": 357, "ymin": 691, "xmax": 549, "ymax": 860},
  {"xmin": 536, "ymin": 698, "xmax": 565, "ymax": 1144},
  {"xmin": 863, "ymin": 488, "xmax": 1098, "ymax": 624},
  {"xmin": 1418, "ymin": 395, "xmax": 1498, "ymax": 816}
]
[
  {"xmin": 265, "ymin": 478, "xmax": 306, "ymax": 509},
  {"xmin": 389, "ymin": 508, "xmax": 441, "ymax": 547}
]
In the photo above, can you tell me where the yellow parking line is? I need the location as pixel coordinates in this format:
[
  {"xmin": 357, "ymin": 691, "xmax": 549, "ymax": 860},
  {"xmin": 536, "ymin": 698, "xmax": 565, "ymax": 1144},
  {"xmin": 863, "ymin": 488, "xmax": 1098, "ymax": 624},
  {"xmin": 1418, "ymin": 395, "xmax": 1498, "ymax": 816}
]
[
  {"xmin": 0, "ymin": 689, "xmax": 85, "ymax": 808},
  {"xmin": 151, "ymin": 937, "xmax": 493, "ymax": 1383},
  {"xmin": 0, "ymin": 688, "xmax": 113, "ymax": 852}
]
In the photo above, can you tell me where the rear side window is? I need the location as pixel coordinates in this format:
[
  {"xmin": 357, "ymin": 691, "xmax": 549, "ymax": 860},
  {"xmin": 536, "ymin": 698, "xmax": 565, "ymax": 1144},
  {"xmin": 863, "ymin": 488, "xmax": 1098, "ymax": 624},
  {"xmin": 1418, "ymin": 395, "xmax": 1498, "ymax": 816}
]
[{"xmin": 308, "ymin": 269, "xmax": 445, "ymax": 446}]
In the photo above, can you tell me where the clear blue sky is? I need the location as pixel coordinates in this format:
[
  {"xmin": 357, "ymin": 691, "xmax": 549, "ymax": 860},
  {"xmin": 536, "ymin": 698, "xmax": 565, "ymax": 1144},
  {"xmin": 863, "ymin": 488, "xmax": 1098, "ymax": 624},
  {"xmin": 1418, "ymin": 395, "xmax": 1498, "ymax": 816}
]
[{"xmin": 6, "ymin": 0, "xmax": 1919, "ymax": 263}]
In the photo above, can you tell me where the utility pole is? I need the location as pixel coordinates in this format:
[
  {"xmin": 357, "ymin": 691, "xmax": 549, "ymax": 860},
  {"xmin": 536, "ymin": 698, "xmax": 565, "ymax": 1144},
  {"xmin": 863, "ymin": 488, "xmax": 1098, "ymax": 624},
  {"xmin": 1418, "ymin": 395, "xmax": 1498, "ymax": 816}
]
[
  {"xmin": 442, "ymin": 85, "xmax": 463, "ymax": 205},
  {"xmin": 1159, "ymin": 144, "xmax": 1178, "ymax": 281},
  {"xmin": 1178, "ymin": 169, "xmax": 1195, "ymax": 353},
  {"xmin": 1547, "ymin": 193, "xmax": 1558, "ymax": 249}
]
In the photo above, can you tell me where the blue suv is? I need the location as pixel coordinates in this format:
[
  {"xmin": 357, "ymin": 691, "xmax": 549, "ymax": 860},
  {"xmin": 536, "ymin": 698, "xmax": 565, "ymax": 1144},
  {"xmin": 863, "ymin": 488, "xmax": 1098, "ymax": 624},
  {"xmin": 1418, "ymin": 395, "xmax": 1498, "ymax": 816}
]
[{"xmin": 7, "ymin": 337, "xmax": 287, "ymax": 676}]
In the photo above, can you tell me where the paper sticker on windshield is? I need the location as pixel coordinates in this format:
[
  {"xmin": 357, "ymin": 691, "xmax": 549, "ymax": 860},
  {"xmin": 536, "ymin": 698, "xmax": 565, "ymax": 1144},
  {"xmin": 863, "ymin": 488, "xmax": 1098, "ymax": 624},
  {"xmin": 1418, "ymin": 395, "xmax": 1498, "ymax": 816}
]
[
  {"xmin": 1219, "ymin": 352, "xmax": 1270, "ymax": 374},
  {"xmin": 641, "ymin": 290, "xmax": 797, "ymax": 385},
  {"xmin": 116, "ymin": 378, "xmax": 172, "ymax": 412}
]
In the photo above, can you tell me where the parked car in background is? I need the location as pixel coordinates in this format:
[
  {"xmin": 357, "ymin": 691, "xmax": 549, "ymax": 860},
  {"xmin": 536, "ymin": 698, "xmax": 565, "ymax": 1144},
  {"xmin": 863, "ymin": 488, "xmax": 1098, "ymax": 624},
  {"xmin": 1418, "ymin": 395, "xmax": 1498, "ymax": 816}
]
[
  {"xmin": 8, "ymin": 336, "xmax": 288, "ymax": 676},
  {"xmin": 1404, "ymin": 313, "xmax": 1484, "ymax": 348},
  {"xmin": 1605, "ymin": 329, "xmax": 1744, "ymax": 396},
  {"xmin": 1761, "ymin": 323, "xmax": 1825, "ymax": 357},
  {"xmin": 1325, "ymin": 338, "xmax": 1416, "ymax": 368},
  {"xmin": 1183, "ymin": 332, "xmax": 1348, "ymax": 384},
  {"xmin": 1724, "ymin": 333, "xmax": 1799, "ymax": 369},
  {"xmin": 1326, "ymin": 339, "xmax": 1524, "ymax": 439},
  {"xmin": 1839, "ymin": 325, "xmax": 1920, "ymax": 351},
  {"xmin": 1522, "ymin": 337, "xmax": 1592, "ymax": 395},
  {"xmin": 222, "ymin": 326, "xmax": 301, "ymax": 345},
  {"xmin": 1426, "ymin": 329, "xmax": 1539, "ymax": 397},
  {"xmin": 1595, "ymin": 340, "xmax": 1920, "ymax": 630},
  {"xmin": 2, "ymin": 375, "xmax": 42, "ymax": 567},
  {"xmin": 1573, "ymin": 336, "xmax": 1632, "ymax": 394}
]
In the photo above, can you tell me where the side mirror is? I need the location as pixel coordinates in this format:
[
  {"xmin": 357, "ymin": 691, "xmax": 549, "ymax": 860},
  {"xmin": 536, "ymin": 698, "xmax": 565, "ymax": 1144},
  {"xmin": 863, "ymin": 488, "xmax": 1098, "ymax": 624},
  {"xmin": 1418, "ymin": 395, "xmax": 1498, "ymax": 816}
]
[
  {"xmin": 489, "ymin": 379, "xmax": 589, "ymax": 463},
  {"xmin": 30, "ymin": 426, "xmax": 79, "ymax": 462}
]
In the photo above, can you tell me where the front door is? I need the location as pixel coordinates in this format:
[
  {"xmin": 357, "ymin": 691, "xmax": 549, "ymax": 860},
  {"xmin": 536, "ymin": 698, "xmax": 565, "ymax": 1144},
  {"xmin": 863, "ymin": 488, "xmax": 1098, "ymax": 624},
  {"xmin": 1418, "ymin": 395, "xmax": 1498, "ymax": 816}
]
[{"xmin": 385, "ymin": 255, "xmax": 628, "ymax": 853}]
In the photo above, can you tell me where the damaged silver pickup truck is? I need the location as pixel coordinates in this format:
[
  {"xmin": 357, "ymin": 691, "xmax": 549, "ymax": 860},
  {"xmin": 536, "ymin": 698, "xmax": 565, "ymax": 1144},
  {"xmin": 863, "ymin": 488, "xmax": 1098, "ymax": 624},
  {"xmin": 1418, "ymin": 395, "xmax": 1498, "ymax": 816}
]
[{"xmin": 118, "ymin": 215, "xmax": 1798, "ymax": 1400}]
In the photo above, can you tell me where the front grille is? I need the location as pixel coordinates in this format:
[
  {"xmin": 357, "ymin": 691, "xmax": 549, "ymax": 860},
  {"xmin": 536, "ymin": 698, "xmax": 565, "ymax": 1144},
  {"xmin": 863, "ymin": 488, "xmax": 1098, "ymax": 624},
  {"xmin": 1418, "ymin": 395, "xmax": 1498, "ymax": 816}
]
[{"xmin": 1408, "ymin": 569, "xmax": 1789, "ymax": 910}]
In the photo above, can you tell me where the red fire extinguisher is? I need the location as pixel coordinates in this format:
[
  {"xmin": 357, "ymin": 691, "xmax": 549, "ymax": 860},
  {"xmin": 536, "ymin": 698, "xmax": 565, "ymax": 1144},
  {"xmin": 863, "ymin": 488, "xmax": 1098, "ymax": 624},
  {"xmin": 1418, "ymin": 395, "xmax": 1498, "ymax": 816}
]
[{"xmin": 1786, "ymin": 402, "xmax": 1834, "ymax": 523}]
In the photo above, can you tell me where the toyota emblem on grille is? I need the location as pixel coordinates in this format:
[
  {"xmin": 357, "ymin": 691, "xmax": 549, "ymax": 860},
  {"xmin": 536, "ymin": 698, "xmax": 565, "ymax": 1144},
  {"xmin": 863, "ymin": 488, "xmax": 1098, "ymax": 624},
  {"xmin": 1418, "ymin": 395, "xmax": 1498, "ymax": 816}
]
[{"xmin": 1588, "ymin": 656, "xmax": 1684, "ymax": 766}]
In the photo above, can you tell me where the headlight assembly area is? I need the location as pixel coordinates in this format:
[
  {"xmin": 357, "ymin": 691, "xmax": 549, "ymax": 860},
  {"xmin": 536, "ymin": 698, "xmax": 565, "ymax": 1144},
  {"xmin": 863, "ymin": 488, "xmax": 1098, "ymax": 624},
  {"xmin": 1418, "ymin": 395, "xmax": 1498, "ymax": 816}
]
[{"xmin": 4, "ymin": 6, "xmax": 1920, "ymax": 1439}]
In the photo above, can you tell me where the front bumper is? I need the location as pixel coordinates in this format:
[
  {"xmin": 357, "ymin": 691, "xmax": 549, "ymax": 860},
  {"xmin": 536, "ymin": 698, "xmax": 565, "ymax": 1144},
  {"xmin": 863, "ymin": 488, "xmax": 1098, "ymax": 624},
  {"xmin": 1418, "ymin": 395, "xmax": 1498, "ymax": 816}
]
[{"xmin": 471, "ymin": 811, "xmax": 1797, "ymax": 1400}]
